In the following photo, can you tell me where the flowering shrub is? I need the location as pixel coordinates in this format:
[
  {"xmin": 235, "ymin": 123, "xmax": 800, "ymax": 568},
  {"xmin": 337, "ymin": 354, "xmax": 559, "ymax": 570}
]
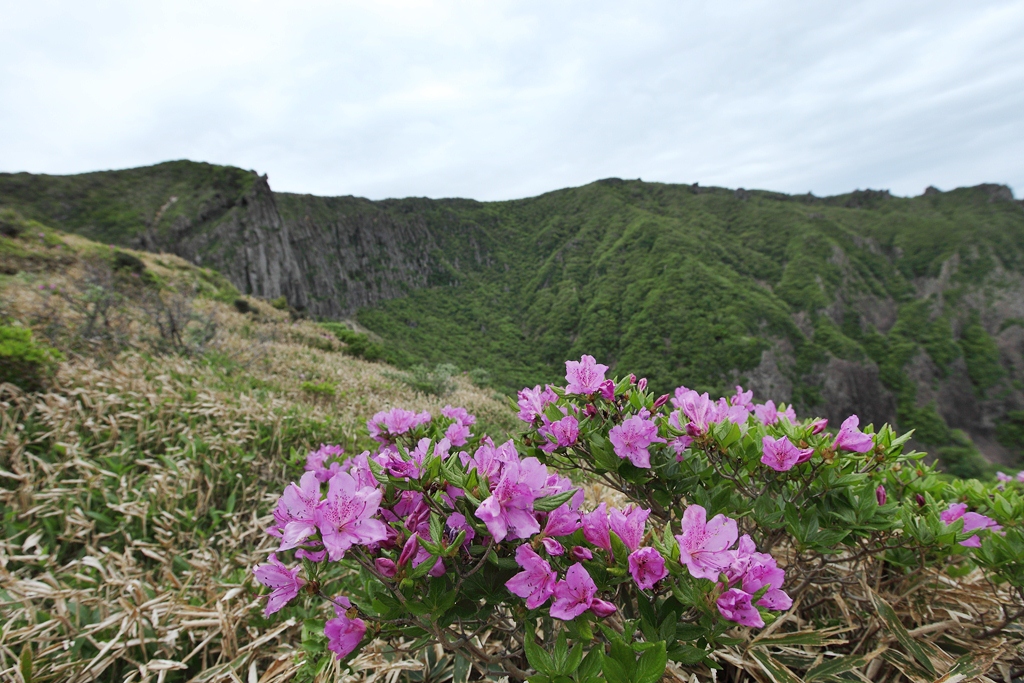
[{"xmin": 254, "ymin": 355, "xmax": 1024, "ymax": 681}]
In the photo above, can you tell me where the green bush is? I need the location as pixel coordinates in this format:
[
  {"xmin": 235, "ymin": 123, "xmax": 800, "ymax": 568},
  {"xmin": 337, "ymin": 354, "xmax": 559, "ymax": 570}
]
[
  {"xmin": 392, "ymin": 362, "xmax": 458, "ymax": 396},
  {"xmin": 997, "ymin": 410, "xmax": 1024, "ymax": 463},
  {"xmin": 959, "ymin": 313, "xmax": 1005, "ymax": 393},
  {"xmin": 300, "ymin": 380, "xmax": 336, "ymax": 397},
  {"xmin": 0, "ymin": 325, "xmax": 64, "ymax": 391},
  {"xmin": 320, "ymin": 322, "xmax": 388, "ymax": 362}
]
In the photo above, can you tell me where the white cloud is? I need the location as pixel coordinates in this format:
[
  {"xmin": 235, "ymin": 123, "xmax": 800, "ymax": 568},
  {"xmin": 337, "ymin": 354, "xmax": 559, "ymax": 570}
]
[{"xmin": 0, "ymin": 0, "xmax": 1021, "ymax": 200}]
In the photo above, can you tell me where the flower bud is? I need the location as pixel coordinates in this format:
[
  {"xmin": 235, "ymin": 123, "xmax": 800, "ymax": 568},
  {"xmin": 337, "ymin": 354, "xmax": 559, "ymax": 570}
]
[
  {"xmin": 653, "ymin": 394, "xmax": 670, "ymax": 409},
  {"xmin": 637, "ymin": 378, "xmax": 647, "ymax": 392},
  {"xmin": 398, "ymin": 534, "xmax": 419, "ymax": 567},
  {"xmin": 875, "ymin": 484, "xmax": 887, "ymax": 506},
  {"xmin": 916, "ymin": 493, "xmax": 926, "ymax": 507},
  {"xmin": 629, "ymin": 374, "xmax": 637, "ymax": 385},
  {"xmin": 599, "ymin": 380, "xmax": 616, "ymax": 401},
  {"xmin": 375, "ymin": 558, "xmax": 397, "ymax": 577},
  {"xmin": 570, "ymin": 546, "xmax": 593, "ymax": 561},
  {"xmin": 584, "ymin": 404, "xmax": 598, "ymax": 418},
  {"xmin": 590, "ymin": 599, "xmax": 617, "ymax": 617},
  {"xmin": 810, "ymin": 418, "xmax": 828, "ymax": 435}
]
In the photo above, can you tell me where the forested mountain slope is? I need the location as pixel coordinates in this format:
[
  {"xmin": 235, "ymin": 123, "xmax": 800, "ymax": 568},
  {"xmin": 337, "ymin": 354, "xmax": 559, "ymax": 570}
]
[{"xmin": 3, "ymin": 162, "xmax": 1023, "ymax": 471}]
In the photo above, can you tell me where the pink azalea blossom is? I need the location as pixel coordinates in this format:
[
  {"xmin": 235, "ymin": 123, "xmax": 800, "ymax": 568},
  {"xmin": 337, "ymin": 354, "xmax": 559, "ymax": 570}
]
[
  {"xmin": 315, "ymin": 472, "xmax": 388, "ymax": 561},
  {"xmin": 675, "ymin": 505, "xmax": 738, "ymax": 580},
  {"xmin": 810, "ymin": 418, "xmax": 828, "ymax": 435},
  {"xmin": 1017, "ymin": 471, "xmax": 1024, "ymax": 483},
  {"xmin": 325, "ymin": 603, "xmax": 366, "ymax": 660},
  {"xmin": 475, "ymin": 457, "xmax": 547, "ymax": 542},
  {"xmin": 445, "ymin": 421, "xmax": 471, "ymax": 447},
  {"xmin": 582, "ymin": 503, "xmax": 612, "ymax": 552},
  {"xmin": 761, "ymin": 435, "xmax": 814, "ymax": 472},
  {"xmin": 550, "ymin": 563, "xmax": 614, "ymax": 620},
  {"xmin": 941, "ymin": 503, "xmax": 1003, "ymax": 547},
  {"xmin": 740, "ymin": 554, "xmax": 792, "ymax": 611},
  {"xmin": 678, "ymin": 391, "xmax": 716, "ymax": 436},
  {"xmin": 753, "ymin": 400, "xmax": 779, "ymax": 425},
  {"xmin": 565, "ymin": 355, "xmax": 609, "ymax": 395},
  {"xmin": 609, "ymin": 414, "xmax": 666, "ymax": 468},
  {"xmin": 628, "ymin": 547, "xmax": 668, "ymax": 590},
  {"xmin": 445, "ymin": 512, "xmax": 476, "ymax": 546},
  {"xmin": 609, "ymin": 505, "xmax": 650, "ymax": 551},
  {"xmin": 305, "ymin": 444, "xmax": 344, "ymax": 482},
  {"xmin": 653, "ymin": 394, "xmax": 671, "ymax": 409},
  {"xmin": 538, "ymin": 415, "xmax": 580, "ymax": 453},
  {"xmin": 253, "ymin": 553, "xmax": 304, "ymax": 617},
  {"xmin": 275, "ymin": 471, "xmax": 322, "ymax": 551},
  {"xmin": 717, "ymin": 588, "xmax": 764, "ymax": 628},
  {"xmin": 367, "ymin": 408, "xmax": 431, "ymax": 442},
  {"xmin": 876, "ymin": 485, "xmax": 887, "ymax": 506},
  {"xmin": 375, "ymin": 557, "xmax": 397, "ymax": 577},
  {"xmin": 598, "ymin": 379, "xmax": 616, "ymax": 400},
  {"xmin": 834, "ymin": 415, "xmax": 873, "ymax": 453},
  {"xmin": 780, "ymin": 404, "xmax": 797, "ymax": 422},
  {"xmin": 506, "ymin": 545, "xmax": 558, "ymax": 608},
  {"xmin": 441, "ymin": 405, "xmax": 476, "ymax": 425},
  {"xmin": 542, "ymin": 538, "xmax": 565, "ymax": 555},
  {"xmin": 517, "ymin": 385, "xmax": 558, "ymax": 423},
  {"xmin": 544, "ymin": 504, "xmax": 582, "ymax": 537},
  {"xmin": 732, "ymin": 386, "xmax": 754, "ymax": 410}
]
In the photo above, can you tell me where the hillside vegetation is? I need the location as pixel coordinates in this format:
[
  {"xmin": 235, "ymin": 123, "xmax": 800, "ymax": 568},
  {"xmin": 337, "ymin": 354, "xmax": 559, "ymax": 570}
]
[{"xmin": 3, "ymin": 164, "xmax": 1024, "ymax": 475}]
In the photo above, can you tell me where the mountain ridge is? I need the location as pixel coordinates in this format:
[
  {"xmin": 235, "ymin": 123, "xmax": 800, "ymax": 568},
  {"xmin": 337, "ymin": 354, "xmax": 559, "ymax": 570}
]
[{"xmin": 3, "ymin": 160, "xmax": 1023, "ymax": 474}]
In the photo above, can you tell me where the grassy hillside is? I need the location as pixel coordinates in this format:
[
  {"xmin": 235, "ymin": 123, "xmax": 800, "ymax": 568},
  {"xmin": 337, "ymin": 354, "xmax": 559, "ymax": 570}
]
[{"xmin": 0, "ymin": 214, "xmax": 514, "ymax": 681}]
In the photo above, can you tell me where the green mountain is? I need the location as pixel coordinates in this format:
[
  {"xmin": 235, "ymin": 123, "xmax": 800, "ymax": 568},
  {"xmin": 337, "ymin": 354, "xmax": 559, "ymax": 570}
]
[{"xmin": 3, "ymin": 161, "xmax": 1023, "ymax": 473}]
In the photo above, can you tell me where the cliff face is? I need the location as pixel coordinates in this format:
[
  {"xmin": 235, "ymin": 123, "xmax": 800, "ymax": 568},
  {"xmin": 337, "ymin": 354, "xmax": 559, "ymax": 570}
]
[{"xmin": 3, "ymin": 161, "xmax": 1023, "ymax": 472}]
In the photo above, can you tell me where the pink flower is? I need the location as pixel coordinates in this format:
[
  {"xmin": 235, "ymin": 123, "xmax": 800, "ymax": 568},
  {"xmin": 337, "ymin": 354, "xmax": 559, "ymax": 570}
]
[
  {"xmin": 582, "ymin": 503, "xmax": 611, "ymax": 552},
  {"xmin": 609, "ymin": 504, "xmax": 650, "ymax": 551},
  {"xmin": 834, "ymin": 415, "xmax": 873, "ymax": 453},
  {"xmin": 740, "ymin": 554, "xmax": 792, "ymax": 611},
  {"xmin": 565, "ymin": 355, "xmax": 609, "ymax": 395},
  {"xmin": 544, "ymin": 504, "xmax": 582, "ymax": 537},
  {"xmin": 305, "ymin": 444, "xmax": 344, "ymax": 482},
  {"xmin": 315, "ymin": 472, "xmax": 388, "ymax": 561},
  {"xmin": 550, "ymin": 563, "xmax": 615, "ymax": 620},
  {"xmin": 732, "ymin": 386, "xmax": 754, "ymax": 410},
  {"xmin": 941, "ymin": 503, "xmax": 1002, "ymax": 547},
  {"xmin": 810, "ymin": 418, "xmax": 828, "ymax": 435},
  {"xmin": 761, "ymin": 435, "xmax": 814, "ymax": 472},
  {"xmin": 628, "ymin": 547, "xmax": 668, "ymax": 590},
  {"xmin": 441, "ymin": 405, "xmax": 476, "ymax": 426},
  {"xmin": 253, "ymin": 553, "xmax": 304, "ymax": 617},
  {"xmin": 506, "ymin": 545, "xmax": 558, "ymax": 609},
  {"xmin": 538, "ymin": 415, "xmax": 580, "ymax": 453},
  {"xmin": 325, "ymin": 603, "xmax": 366, "ymax": 660},
  {"xmin": 571, "ymin": 546, "xmax": 593, "ymax": 561},
  {"xmin": 609, "ymin": 414, "xmax": 665, "ymax": 468},
  {"xmin": 445, "ymin": 421, "xmax": 471, "ymax": 447},
  {"xmin": 678, "ymin": 391, "xmax": 716, "ymax": 436},
  {"xmin": 367, "ymin": 408, "xmax": 431, "ymax": 443},
  {"xmin": 675, "ymin": 505, "xmax": 738, "ymax": 580},
  {"xmin": 517, "ymin": 385, "xmax": 558, "ymax": 422},
  {"xmin": 753, "ymin": 400, "xmax": 779, "ymax": 425},
  {"xmin": 375, "ymin": 557, "xmax": 397, "ymax": 577},
  {"xmin": 1017, "ymin": 471, "xmax": 1024, "ymax": 483},
  {"xmin": 541, "ymin": 537, "xmax": 565, "ymax": 555},
  {"xmin": 996, "ymin": 471, "xmax": 1011, "ymax": 484},
  {"xmin": 599, "ymin": 379, "xmax": 616, "ymax": 400},
  {"xmin": 275, "ymin": 471, "xmax": 322, "ymax": 551},
  {"xmin": 876, "ymin": 484, "xmax": 887, "ymax": 506},
  {"xmin": 717, "ymin": 588, "xmax": 764, "ymax": 628},
  {"xmin": 475, "ymin": 457, "xmax": 547, "ymax": 542},
  {"xmin": 445, "ymin": 512, "xmax": 476, "ymax": 547}
]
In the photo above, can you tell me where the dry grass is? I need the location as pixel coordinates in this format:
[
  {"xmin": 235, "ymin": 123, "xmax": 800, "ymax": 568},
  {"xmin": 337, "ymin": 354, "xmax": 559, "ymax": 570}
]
[{"xmin": 0, "ymin": 236, "xmax": 514, "ymax": 682}]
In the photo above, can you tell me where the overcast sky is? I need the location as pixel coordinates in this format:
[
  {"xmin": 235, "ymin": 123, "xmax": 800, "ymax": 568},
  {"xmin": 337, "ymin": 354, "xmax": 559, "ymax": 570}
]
[{"xmin": 1, "ymin": 1, "xmax": 1022, "ymax": 201}]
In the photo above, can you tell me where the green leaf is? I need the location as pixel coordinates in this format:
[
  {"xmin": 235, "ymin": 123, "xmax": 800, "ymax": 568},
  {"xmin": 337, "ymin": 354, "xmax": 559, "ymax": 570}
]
[
  {"xmin": 577, "ymin": 647, "xmax": 603, "ymax": 681},
  {"xmin": 634, "ymin": 642, "xmax": 667, "ymax": 683},
  {"xmin": 601, "ymin": 655, "xmax": 630, "ymax": 683},
  {"xmin": 526, "ymin": 632, "xmax": 556, "ymax": 676},
  {"xmin": 408, "ymin": 555, "xmax": 439, "ymax": 579},
  {"xmin": 429, "ymin": 513, "xmax": 443, "ymax": 544},
  {"xmin": 805, "ymin": 655, "xmax": 866, "ymax": 681},
  {"xmin": 535, "ymin": 488, "xmax": 579, "ymax": 512}
]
